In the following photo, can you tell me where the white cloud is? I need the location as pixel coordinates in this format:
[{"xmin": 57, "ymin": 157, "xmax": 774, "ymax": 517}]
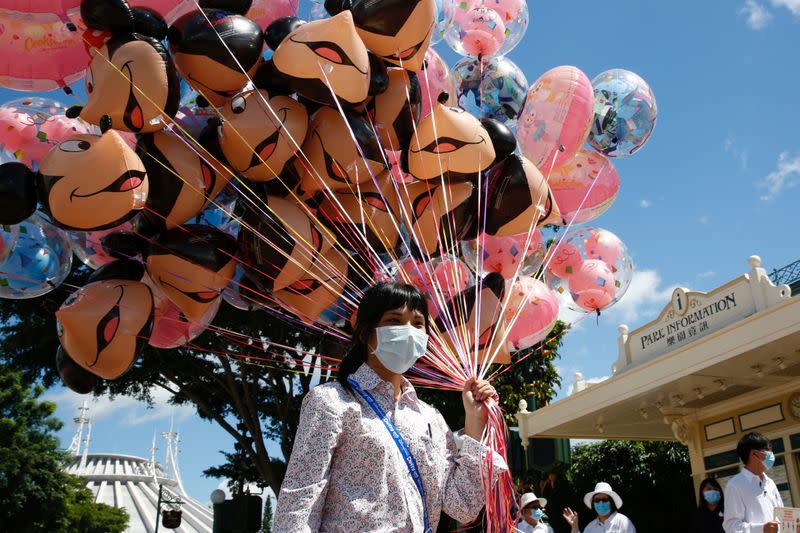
[
  {"xmin": 602, "ymin": 269, "xmax": 679, "ymax": 326},
  {"xmin": 566, "ymin": 373, "xmax": 609, "ymax": 396},
  {"xmin": 724, "ymin": 137, "xmax": 734, "ymax": 152},
  {"xmin": 771, "ymin": 0, "xmax": 800, "ymax": 15},
  {"xmin": 741, "ymin": 0, "xmax": 773, "ymax": 29},
  {"xmin": 44, "ymin": 386, "xmax": 196, "ymax": 428},
  {"xmin": 760, "ymin": 151, "xmax": 800, "ymax": 200},
  {"xmin": 639, "ymin": 199, "xmax": 652, "ymax": 208},
  {"xmin": 723, "ymin": 136, "xmax": 749, "ymax": 170}
]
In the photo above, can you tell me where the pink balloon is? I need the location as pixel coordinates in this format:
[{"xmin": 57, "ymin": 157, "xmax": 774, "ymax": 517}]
[
  {"xmin": 416, "ymin": 47, "xmax": 456, "ymax": 118},
  {"xmin": 585, "ymin": 229, "xmax": 623, "ymax": 268},
  {"xmin": 504, "ymin": 276, "xmax": 559, "ymax": 351},
  {"xmin": 386, "ymin": 150, "xmax": 415, "ymax": 184},
  {"xmin": 0, "ymin": 11, "xmax": 92, "ymax": 91},
  {"xmin": 245, "ymin": 0, "xmax": 299, "ymax": 29},
  {"xmin": 397, "ymin": 257, "xmax": 436, "ymax": 315},
  {"xmin": 457, "ymin": 7, "xmax": 506, "ymax": 57},
  {"xmin": 516, "ymin": 66, "xmax": 594, "ymax": 171},
  {"xmin": 568, "ymin": 259, "xmax": 616, "ymax": 312},
  {"xmin": 148, "ymin": 294, "xmax": 220, "ymax": 349},
  {"xmin": 0, "ymin": 1, "xmax": 80, "ymax": 20},
  {"xmin": 546, "ymin": 242, "xmax": 583, "ymax": 279},
  {"xmin": 459, "ymin": 0, "xmax": 525, "ymax": 21},
  {"xmin": 0, "ymin": 108, "xmax": 35, "ymax": 152},
  {"xmin": 480, "ymin": 231, "xmax": 542, "ymax": 279},
  {"xmin": 433, "ymin": 257, "xmax": 471, "ymax": 301},
  {"xmin": 549, "ymin": 148, "xmax": 620, "ymax": 225}
]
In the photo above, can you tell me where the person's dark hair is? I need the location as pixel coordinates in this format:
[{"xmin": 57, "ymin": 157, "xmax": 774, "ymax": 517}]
[
  {"xmin": 337, "ymin": 282, "xmax": 430, "ymax": 390},
  {"xmin": 698, "ymin": 478, "xmax": 724, "ymax": 512},
  {"xmin": 736, "ymin": 432, "xmax": 771, "ymax": 464}
]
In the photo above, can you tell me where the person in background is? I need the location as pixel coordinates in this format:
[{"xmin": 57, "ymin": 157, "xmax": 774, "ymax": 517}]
[
  {"xmin": 692, "ymin": 478, "xmax": 725, "ymax": 533},
  {"xmin": 562, "ymin": 482, "xmax": 636, "ymax": 533},
  {"xmin": 540, "ymin": 470, "xmax": 573, "ymax": 533},
  {"xmin": 723, "ymin": 432, "xmax": 783, "ymax": 533},
  {"xmin": 518, "ymin": 492, "xmax": 554, "ymax": 533}
]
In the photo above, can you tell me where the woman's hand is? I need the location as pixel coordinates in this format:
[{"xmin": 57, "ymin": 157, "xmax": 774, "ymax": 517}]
[
  {"xmin": 563, "ymin": 507, "xmax": 579, "ymax": 533},
  {"xmin": 462, "ymin": 377, "xmax": 496, "ymax": 440}
]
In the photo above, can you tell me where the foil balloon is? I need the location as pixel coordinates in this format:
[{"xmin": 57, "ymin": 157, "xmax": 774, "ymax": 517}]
[
  {"xmin": 516, "ymin": 66, "xmax": 594, "ymax": 171},
  {"xmin": 546, "ymin": 227, "xmax": 634, "ymax": 314},
  {"xmin": 145, "ymin": 225, "xmax": 238, "ymax": 322},
  {"xmin": 416, "ymin": 47, "xmax": 456, "ymax": 118},
  {"xmin": 0, "ymin": 222, "xmax": 19, "ymax": 263},
  {"xmin": 396, "ymin": 254, "xmax": 472, "ymax": 317},
  {"xmin": 548, "ymin": 148, "xmax": 620, "ymax": 225},
  {"xmin": 56, "ymin": 277, "xmax": 154, "ymax": 380},
  {"xmin": 0, "ymin": 129, "xmax": 149, "ymax": 230},
  {"xmin": 66, "ymin": 0, "xmax": 181, "ymax": 133},
  {"xmin": 485, "ymin": 154, "xmax": 560, "ymax": 236},
  {"xmin": 219, "ymin": 88, "xmax": 309, "ymax": 182},
  {"xmin": 148, "ymin": 283, "xmax": 220, "ymax": 349},
  {"xmin": 0, "ymin": 212, "xmax": 72, "ymax": 299},
  {"xmin": 325, "ymin": 0, "xmax": 436, "ymax": 72},
  {"xmin": 588, "ymin": 69, "xmax": 657, "ymax": 157},
  {"xmin": 504, "ymin": 276, "xmax": 559, "ymax": 351},
  {"xmin": 461, "ymin": 230, "xmax": 545, "ymax": 280},
  {"xmin": 168, "ymin": 7, "xmax": 264, "ymax": 108},
  {"xmin": 435, "ymin": 272, "xmax": 510, "ymax": 364},
  {"xmin": 453, "ymin": 55, "xmax": 528, "ymax": 128},
  {"xmin": 431, "ymin": 0, "xmax": 455, "ymax": 45},
  {"xmin": 445, "ymin": 0, "xmax": 528, "ymax": 58},
  {"xmin": 69, "ymin": 221, "xmax": 134, "ymax": 270},
  {"xmin": 0, "ymin": 98, "xmax": 93, "ymax": 169},
  {"xmin": 0, "ymin": 7, "xmax": 90, "ymax": 92},
  {"xmin": 0, "ymin": 1, "xmax": 80, "ymax": 20}
]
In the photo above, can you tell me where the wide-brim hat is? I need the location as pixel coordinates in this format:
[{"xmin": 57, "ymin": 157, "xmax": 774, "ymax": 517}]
[
  {"xmin": 520, "ymin": 492, "xmax": 548, "ymax": 510},
  {"xmin": 583, "ymin": 482, "xmax": 623, "ymax": 509}
]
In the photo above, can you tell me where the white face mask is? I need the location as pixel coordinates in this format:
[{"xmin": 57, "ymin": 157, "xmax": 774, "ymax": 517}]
[{"xmin": 372, "ymin": 325, "xmax": 428, "ymax": 374}]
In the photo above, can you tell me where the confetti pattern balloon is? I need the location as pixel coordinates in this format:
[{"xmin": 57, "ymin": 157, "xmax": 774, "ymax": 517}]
[
  {"xmin": 546, "ymin": 227, "xmax": 634, "ymax": 314},
  {"xmin": 69, "ymin": 221, "xmax": 134, "ymax": 270},
  {"xmin": 461, "ymin": 230, "xmax": 545, "ymax": 280},
  {"xmin": 432, "ymin": 0, "xmax": 456, "ymax": 45},
  {"xmin": 548, "ymin": 148, "xmax": 620, "ymax": 225},
  {"xmin": 444, "ymin": 0, "xmax": 529, "ymax": 57},
  {"xmin": 417, "ymin": 48, "xmax": 457, "ymax": 118},
  {"xmin": 588, "ymin": 69, "xmax": 657, "ymax": 157},
  {"xmin": 0, "ymin": 97, "xmax": 93, "ymax": 169},
  {"xmin": 516, "ymin": 66, "xmax": 594, "ymax": 171},
  {"xmin": 504, "ymin": 276, "xmax": 559, "ymax": 351},
  {"xmin": 0, "ymin": 212, "xmax": 73, "ymax": 299},
  {"xmin": 397, "ymin": 255, "xmax": 473, "ymax": 317},
  {"xmin": 453, "ymin": 55, "xmax": 528, "ymax": 128}
]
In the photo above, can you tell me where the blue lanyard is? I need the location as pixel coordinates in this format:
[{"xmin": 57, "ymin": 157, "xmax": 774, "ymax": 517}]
[{"xmin": 347, "ymin": 377, "xmax": 432, "ymax": 533}]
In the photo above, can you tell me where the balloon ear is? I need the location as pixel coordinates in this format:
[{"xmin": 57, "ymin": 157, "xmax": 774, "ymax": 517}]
[
  {"xmin": 0, "ymin": 162, "xmax": 38, "ymax": 225},
  {"xmin": 324, "ymin": 0, "xmax": 349, "ymax": 16},
  {"xmin": 265, "ymin": 16, "xmax": 305, "ymax": 51},
  {"xmin": 253, "ymin": 61, "xmax": 294, "ymax": 96},
  {"xmin": 102, "ymin": 231, "xmax": 149, "ymax": 260},
  {"xmin": 88, "ymin": 259, "xmax": 145, "ymax": 283},
  {"xmin": 400, "ymin": 147, "xmax": 410, "ymax": 174},
  {"xmin": 199, "ymin": 0, "xmax": 253, "ymax": 14},
  {"xmin": 65, "ymin": 105, "xmax": 83, "ymax": 119},
  {"xmin": 368, "ymin": 54, "xmax": 389, "ymax": 97},
  {"xmin": 482, "ymin": 272, "xmax": 506, "ymax": 297},
  {"xmin": 81, "ymin": 0, "xmax": 135, "ymax": 33},
  {"xmin": 481, "ymin": 118, "xmax": 517, "ymax": 162},
  {"xmin": 56, "ymin": 346, "xmax": 101, "ymax": 394},
  {"xmin": 131, "ymin": 7, "xmax": 167, "ymax": 40}
]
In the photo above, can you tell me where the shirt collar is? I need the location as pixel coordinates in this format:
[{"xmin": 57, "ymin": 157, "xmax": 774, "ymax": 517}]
[
  {"xmin": 741, "ymin": 467, "xmax": 769, "ymax": 484},
  {"xmin": 350, "ymin": 363, "xmax": 416, "ymax": 399}
]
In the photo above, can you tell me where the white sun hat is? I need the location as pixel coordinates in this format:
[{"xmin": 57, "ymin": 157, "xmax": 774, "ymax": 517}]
[
  {"xmin": 520, "ymin": 492, "xmax": 548, "ymax": 510},
  {"xmin": 583, "ymin": 482, "xmax": 623, "ymax": 509}
]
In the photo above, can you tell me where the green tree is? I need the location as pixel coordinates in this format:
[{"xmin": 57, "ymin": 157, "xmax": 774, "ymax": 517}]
[
  {"xmin": 0, "ymin": 364, "xmax": 128, "ymax": 532},
  {"xmin": 0, "ymin": 267, "xmax": 344, "ymax": 497},
  {"xmin": 566, "ymin": 440, "xmax": 694, "ymax": 533},
  {"xmin": 261, "ymin": 495, "xmax": 273, "ymax": 532}
]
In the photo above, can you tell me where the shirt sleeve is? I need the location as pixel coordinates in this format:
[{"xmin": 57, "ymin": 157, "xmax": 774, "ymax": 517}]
[
  {"xmin": 723, "ymin": 481, "xmax": 759, "ymax": 533},
  {"xmin": 274, "ymin": 386, "xmax": 343, "ymax": 533},
  {"xmin": 440, "ymin": 424, "xmax": 509, "ymax": 524}
]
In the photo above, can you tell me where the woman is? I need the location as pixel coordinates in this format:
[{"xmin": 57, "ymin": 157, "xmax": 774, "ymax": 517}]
[
  {"xmin": 562, "ymin": 482, "xmax": 636, "ymax": 533},
  {"xmin": 274, "ymin": 282, "xmax": 506, "ymax": 532},
  {"xmin": 518, "ymin": 492, "xmax": 554, "ymax": 533},
  {"xmin": 691, "ymin": 478, "xmax": 724, "ymax": 533}
]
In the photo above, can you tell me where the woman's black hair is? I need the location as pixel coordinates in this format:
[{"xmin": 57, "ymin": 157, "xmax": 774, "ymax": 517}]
[
  {"xmin": 337, "ymin": 282, "xmax": 429, "ymax": 390},
  {"xmin": 698, "ymin": 477, "xmax": 724, "ymax": 512}
]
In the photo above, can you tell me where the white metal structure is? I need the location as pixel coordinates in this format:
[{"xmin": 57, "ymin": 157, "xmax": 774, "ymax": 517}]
[{"xmin": 65, "ymin": 406, "xmax": 213, "ymax": 533}]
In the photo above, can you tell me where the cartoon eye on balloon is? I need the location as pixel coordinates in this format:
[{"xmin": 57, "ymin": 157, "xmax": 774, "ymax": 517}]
[
  {"xmin": 403, "ymin": 92, "xmax": 516, "ymax": 182},
  {"xmin": 168, "ymin": 2, "xmax": 264, "ymax": 108},
  {"xmin": 325, "ymin": 0, "xmax": 437, "ymax": 72},
  {"xmin": 218, "ymin": 87, "xmax": 309, "ymax": 182},
  {"xmin": 266, "ymin": 12, "xmax": 389, "ymax": 107},
  {"xmin": 0, "ymin": 129, "xmax": 149, "ymax": 231},
  {"xmin": 66, "ymin": 0, "xmax": 180, "ymax": 133},
  {"xmin": 56, "ymin": 259, "xmax": 154, "ymax": 381}
]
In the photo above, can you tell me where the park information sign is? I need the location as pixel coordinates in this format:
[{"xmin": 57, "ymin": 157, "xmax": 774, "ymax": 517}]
[{"xmin": 774, "ymin": 507, "xmax": 800, "ymax": 532}]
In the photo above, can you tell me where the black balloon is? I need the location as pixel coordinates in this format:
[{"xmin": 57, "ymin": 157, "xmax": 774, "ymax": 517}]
[
  {"xmin": 0, "ymin": 162, "xmax": 38, "ymax": 225},
  {"xmin": 88, "ymin": 259, "xmax": 146, "ymax": 283},
  {"xmin": 481, "ymin": 118, "xmax": 517, "ymax": 164},
  {"xmin": 199, "ymin": 0, "xmax": 253, "ymax": 14},
  {"xmin": 81, "ymin": 0, "xmax": 134, "ymax": 32},
  {"xmin": 264, "ymin": 16, "xmax": 305, "ymax": 50},
  {"xmin": 131, "ymin": 7, "xmax": 168, "ymax": 40},
  {"xmin": 56, "ymin": 346, "xmax": 100, "ymax": 395}
]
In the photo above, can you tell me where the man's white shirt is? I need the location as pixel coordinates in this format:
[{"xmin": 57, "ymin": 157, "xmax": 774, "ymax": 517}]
[
  {"xmin": 723, "ymin": 468, "xmax": 783, "ymax": 533},
  {"xmin": 582, "ymin": 512, "xmax": 636, "ymax": 533},
  {"xmin": 517, "ymin": 519, "xmax": 555, "ymax": 533}
]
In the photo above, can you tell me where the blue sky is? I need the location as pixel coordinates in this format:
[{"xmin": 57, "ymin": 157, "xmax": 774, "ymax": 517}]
[{"xmin": 2, "ymin": 0, "xmax": 798, "ymax": 502}]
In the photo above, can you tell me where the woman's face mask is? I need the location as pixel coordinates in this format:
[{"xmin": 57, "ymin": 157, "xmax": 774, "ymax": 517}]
[
  {"xmin": 594, "ymin": 499, "xmax": 612, "ymax": 516},
  {"xmin": 372, "ymin": 325, "xmax": 428, "ymax": 373}
]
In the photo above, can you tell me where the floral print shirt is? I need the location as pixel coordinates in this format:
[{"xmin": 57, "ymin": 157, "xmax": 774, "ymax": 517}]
[{"xmin": 274, "ymin": 363, "xmax": 507, "ymax": 532}]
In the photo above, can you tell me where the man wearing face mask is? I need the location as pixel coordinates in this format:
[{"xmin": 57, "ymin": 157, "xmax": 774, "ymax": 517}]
[
  {"xmin": 518, "ymin": 492, "xmax": 554, "ymax": 533},
  {"xmin": 723, "ymin": 432, "xmax": 783, "ymax": 533}
]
